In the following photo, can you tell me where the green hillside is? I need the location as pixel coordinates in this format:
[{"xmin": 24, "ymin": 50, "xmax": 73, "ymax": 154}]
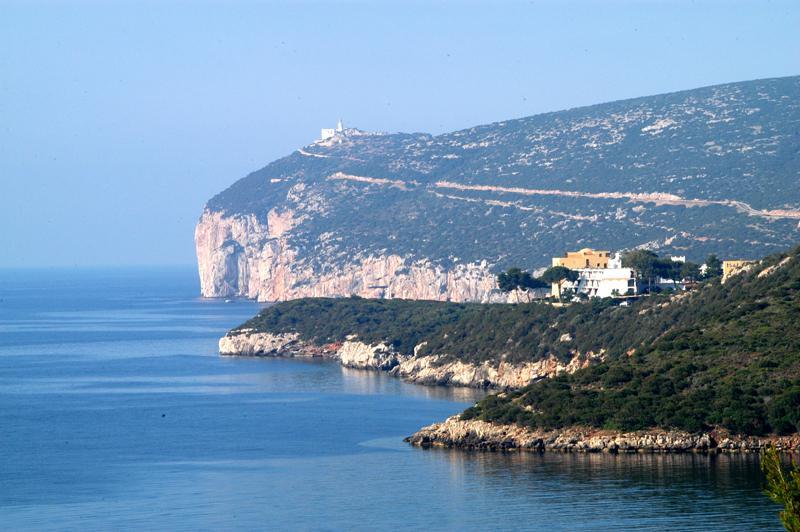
[
  {"xmin": 463, "ymin": 246, "xmax": 800, "ymax": 436},
  {"xmin": 238, "ymin": 244, "xmax": 800, "ymax": 436}
]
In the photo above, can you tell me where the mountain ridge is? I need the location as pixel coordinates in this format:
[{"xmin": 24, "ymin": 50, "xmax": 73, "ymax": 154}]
[{"xmin": 197, "ymin": 75, "xmax": 800, "ymax": 301}]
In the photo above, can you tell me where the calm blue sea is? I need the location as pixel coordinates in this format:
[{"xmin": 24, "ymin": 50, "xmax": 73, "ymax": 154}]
[{"xmin": 0, "ymin": 268, "xmax": 783, "ymax": 530}]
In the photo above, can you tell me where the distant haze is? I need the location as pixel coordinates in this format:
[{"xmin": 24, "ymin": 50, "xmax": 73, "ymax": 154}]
[{"xmin": 1, "ymin": 0, "xmax": 798, "ymax": 267}]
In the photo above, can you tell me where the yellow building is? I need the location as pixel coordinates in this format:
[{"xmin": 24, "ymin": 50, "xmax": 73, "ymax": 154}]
[
  {"xmin": 722, "ymin": 260, "xmax": 756, "ymax": 283},
  {"xmin": 552, "ymin": 248, "xmax": 611, "ymax": 269}
]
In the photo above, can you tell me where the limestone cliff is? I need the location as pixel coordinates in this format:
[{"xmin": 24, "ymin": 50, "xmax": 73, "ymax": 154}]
[
  {"xmin": 196, "ymin": 209, "xmax": 502, "ymax": 302},
  {"xmin": 217, "ymin": 330, "xmax": 600, "ymax": 389}
]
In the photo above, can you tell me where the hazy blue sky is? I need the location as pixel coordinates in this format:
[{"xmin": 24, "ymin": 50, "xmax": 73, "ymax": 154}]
[{"xmin": 1, "ymin": 0, "xmax": 798, "ymax": 267}]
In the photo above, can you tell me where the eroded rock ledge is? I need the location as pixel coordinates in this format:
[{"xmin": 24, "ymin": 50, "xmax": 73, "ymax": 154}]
[
  {"xmin": 405, "ymin": 416, "xmax": 800, "ymax": 453},
  {"xmin": 218, "ymin": 330, "xmax": 601, "ymax": 389}
]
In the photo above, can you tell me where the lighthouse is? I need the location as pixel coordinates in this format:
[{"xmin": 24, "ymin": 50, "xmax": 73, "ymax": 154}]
[{"xmin": 320, "ymin": 119, "xmax": 345, "ymax": 141}]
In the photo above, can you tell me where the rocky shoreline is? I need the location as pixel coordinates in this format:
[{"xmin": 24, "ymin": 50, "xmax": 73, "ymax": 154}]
[
  {"xmin": 405, "ymin": 416, "xmax": 800, "ymax": 453},
  {"xmin": 218, "ymin": 330, "xmax": 602, "ymax": 389},
  {"xmin": 219, "ymin": 330, "xmax": 800, "ymax": 454}
]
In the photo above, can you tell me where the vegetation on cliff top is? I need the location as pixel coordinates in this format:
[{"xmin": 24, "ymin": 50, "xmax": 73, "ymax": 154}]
[
  {"xmin": 236, "ymin": 292, "xmax": 695, "ymax": 366},
  {"xmin": 238, "ymin": 244, "xmax": 800, "ymax": 436},
  {"xmin": 462, "ymin": 245, "xmax": 800, "ymax": 436}
]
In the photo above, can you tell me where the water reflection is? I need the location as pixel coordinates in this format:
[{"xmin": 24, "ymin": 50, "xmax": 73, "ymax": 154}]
[
  {"xmin": 339, "ymin": 365, "xmax": 486, "ymax": 402},
  {"xmin": 427, "ymin": 450, "xmax": 780, "ymax": 530}
]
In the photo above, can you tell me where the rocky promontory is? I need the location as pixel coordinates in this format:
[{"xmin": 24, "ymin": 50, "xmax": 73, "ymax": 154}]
[
  {"xmin": 219, "ymin": 250, "xmax": 800, "ymax": 454},
  {"xmin": 218, "ymin": 329, "xmax": 601, "ymax": 389},
  {"xmin": 405, "ymin": 416, "xmax": 800, "ymax": 453}
]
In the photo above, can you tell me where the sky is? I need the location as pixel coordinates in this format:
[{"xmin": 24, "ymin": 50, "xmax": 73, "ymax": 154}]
[{"xmin": 1, "ymin": 0, "xmax": 798, "ymax": 268}]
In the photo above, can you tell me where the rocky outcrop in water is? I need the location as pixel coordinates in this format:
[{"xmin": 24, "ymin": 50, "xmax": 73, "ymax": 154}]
[
  {"xmin": 218, "ymin": 330, "xmax": 338, "ymax": 358},
  {"xmin": 405, "ymin": 416, "xmax": 800, "ymax": 453},
  {"xmin": 217, "ymin": 330, "xmax": 599, "ymax": 389}
]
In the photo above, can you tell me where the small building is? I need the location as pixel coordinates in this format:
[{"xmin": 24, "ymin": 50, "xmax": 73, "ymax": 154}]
[
  {"xmin": 320, "ymin": 119, "xmax": 345, "ymax": 141},
  {"xmin": 552, "ymin": 248, "xmax": 611, "ymax": 269},
  {"xmin": 722, "ymin": 259, "xmax": 756, "ymax": 283}
]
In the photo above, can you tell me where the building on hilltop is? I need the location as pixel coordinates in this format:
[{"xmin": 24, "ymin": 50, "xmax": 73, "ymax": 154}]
[
  {"xmin": 548, "ymin": 248, "xmax": 698, "ymax": 299},
  {"xmin": 320, "ymin": 119, "xmax": 344, "ymax": 141},
  {"xmin": 550, "ymin": 248, "xmax": 636, "ymax": 299},
  {"xmin": 552, "ymin": 248, "xmax": 611, "ymax": 269},
  {"xmin": 722, "ymin": 259, "xmax": 756, "ymax": 283}
]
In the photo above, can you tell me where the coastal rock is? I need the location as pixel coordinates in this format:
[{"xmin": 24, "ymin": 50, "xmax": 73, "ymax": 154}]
[
  {"xmin": 218, "ymin": 331, "xmax": 601, "ymax": 389},
  {"xmin": 337, "ymin": 340, "xmax": 407, "ymax": 371},
  {"xmin": 392, "ymin": 353, "xmax": 601, "ymax": 389},
  {"xmin": 219, "ymin": 330, "xmax": 298, "ymax": 356},
  {"xmin": 405, "ymin": 416, "xmax": 800, "ymax": 453},
  {"xmin": 217, "ymin": 330, "xmax": 329, "ymax": 357}
]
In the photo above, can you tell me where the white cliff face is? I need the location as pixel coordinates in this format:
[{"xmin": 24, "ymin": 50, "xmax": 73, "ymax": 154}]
[
  {"xmin": 394, "ymin": 351, "xmax": 603, "ymax": 388},
  {"xmin": 217, "ymin": 331, "xmax": 600, "ymax": 389},
  {"xmin": 196, "ymin": 210, "xmax": 505, "ymax": 302},
  {"xmin": 337, "ymin": 340, "xmax": 406, "ymax": 370},
  {"xmin": 218, "ymin": 330, "xmax": 300, "ymax": 356}
]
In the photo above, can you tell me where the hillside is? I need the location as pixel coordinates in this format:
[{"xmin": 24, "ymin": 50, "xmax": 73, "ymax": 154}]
[
  {"xmin": 197, "ymin": 76, "xmax": 800, "ymax": 302},
  {"xmin": 461, "ymin": 246, "xmax": 800, "ymax": 437},
  {"xmin": 230, "ymin": 244, "xmax": 800, "ymax": 437}
]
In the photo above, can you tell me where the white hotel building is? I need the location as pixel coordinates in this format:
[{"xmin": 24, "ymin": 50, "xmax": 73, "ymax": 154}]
[
  {"xmin": 551, "ymin": 249, "xmax": 637, "ymax": 298},
  {"xmin": 550, "ymin": 249, "xmax": 689, "ymax": 299},
  {"xmin": 569, "ymin": 265, "xmax": 638, "ymax": 298}
]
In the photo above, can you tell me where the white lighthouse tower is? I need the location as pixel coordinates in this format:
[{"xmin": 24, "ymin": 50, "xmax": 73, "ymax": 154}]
[{"xmin": 320, "ymin": 119, "xmax": 345, "ymax": 141}]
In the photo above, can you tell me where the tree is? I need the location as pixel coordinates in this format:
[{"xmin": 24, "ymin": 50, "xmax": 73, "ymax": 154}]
[
  {"xmin": 680, "ymin": 261, "xmax": 702, "ymax": 283},
  {"xmin": 527, "ymin": 275, "xmax": 549, "ymax": 293},
  {"xmin": 704, "ymin": 254, "xmax": 723, "ymax": 279},
  {"xmin": 497, "ymin": 268, "xmax": 524, "ymax": 293},
  {"xmin": 762, "ymin": 446, "xmax": 800, "ymax": 531},
  {"xmin": 540, "ymin": 266, "xmax": 579, "ymax": 302},
  {"xmin": 656, "ymin": 259, "xmax": 684, "ymax": 289},
  {"xmin": 622, "ymin": 249, "xmax": 659, "ymax": 292},
  {"xmin": 497, "ymin": 268, "xmax": 547, "ymax": 302}
]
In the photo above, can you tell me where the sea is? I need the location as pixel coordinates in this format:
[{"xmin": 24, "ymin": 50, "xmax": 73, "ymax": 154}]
[{"xmin": 0, "ymin": 267, "xmax": 783, "ymax": 530}]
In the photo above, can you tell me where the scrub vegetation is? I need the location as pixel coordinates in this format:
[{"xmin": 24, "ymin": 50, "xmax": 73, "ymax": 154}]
[
  {"xmin": 239, "ymin": 245, "xmax": 800, "ymax": 436},
  {"xmin": 462, "ymin": 246, "xmax": 800, "ymax": 436}
]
